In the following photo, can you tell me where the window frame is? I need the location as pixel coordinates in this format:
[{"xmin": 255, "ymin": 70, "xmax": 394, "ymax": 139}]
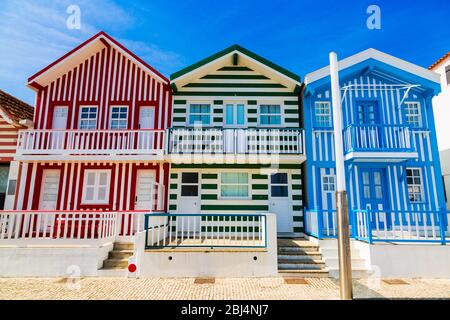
[
  {"xmin": 224, "ymin": 102, "xmax": 247, "ymax": 128},
  {"xmin": 270, "ymin": 173, "xmax": 290, "ymax": 198},
  {"xmin": 406, "ymin": 167, "xmax": 425, "ymax": 203},
  {"xmin": 78, "ymin": 105, "xmax": 98, "ymax": 130},
  {"xmin": 81, "ymin": 169, "xmax": 111, "ymax": 205},
  {"xmin": 403, "ymin": 101, "xmax": 423, "ymax": 128},
  {"xmin": 258, "ymin": 103, "xmax": 284, "ymax": 127},
  {"xmin": 321, "ymin": 174, "xmax": 336, "ymax": 194},
  {"xmin": 180, "ymin": 172, "xmax": 199, "ymax": 197},
  {"xmin": 219, "ymin": 172, "xmax": 250, "ymax": 200},
  {"xmin": 109, "ymin": 105, "xmax": 129, "ymax": 130},
  {"xmin": 187, "ymin": 102, "xmax": 212, "ymax": 127},
  {"xmin": 314, "ymin": 101, "xmax": 332, "ymax": 128}
]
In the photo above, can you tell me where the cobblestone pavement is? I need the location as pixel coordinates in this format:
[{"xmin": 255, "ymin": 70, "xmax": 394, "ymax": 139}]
[{"xmin": 0, "ymin": 277, "xmax": 449, "ymax": 300}]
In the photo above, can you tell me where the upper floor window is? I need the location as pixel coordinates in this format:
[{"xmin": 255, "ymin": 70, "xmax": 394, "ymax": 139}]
[
  {"xmin": 225, "ymin": 103, "xmax": 246, "ymax": 127},
  {"xmin": 110, "ymin": 106, "xmax": 128, "ymax": 130},
  {"xmin": 259, "ymin": 105, "xmax": 282, "ymax": 126},
  {"xmin": 321, "ymin": 174, "xmax": 336, "ymax": 194},
  {"xmin": 406, "ymin": 168, "xmax": 424, "ymax": 203},
  {"xmin": 314, "ymin": 102, "xmax": 332, "ymax": 128},
  {"xmin": 188, "ymin": 104, "xmax": 211, "ymax": 126},
  {"xmin": 82, "ymin": 169, "xmax": 111, "ymax": 204},
  {"xmin": 220, "ymin": 172, "xmax": 249, "ymax": 198},
  {"xmin": 79, "ymin": 106, "xmax": 97, "ymax": 130},
  {"xmin": 403, "ymin": 102, "xmax": 422, "ymax": 128}
]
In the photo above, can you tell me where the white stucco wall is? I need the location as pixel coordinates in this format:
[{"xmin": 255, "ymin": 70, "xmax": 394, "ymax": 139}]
[
  {"xmin": 134, "ymin": 214, "xmax": 278, "ymax": 278},
  {"xmin": 0, "ymin": 243, "xmax": 112, "ymax": 277}
]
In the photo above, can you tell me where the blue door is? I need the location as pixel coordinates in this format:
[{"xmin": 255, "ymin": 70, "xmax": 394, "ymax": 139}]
[
  {"xmin": 360, "ymin": 167, "xmax": 390, "ymax": 228},
  {"xmin": 356, "ymin": 101, "xmax": 382, "ymax": 149}
]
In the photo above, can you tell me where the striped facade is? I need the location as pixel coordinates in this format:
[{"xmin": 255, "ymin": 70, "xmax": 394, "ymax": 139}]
[
  {"xmin": 303, "ymin": 50, "xmax": 446, "ymax": 226},
  {"xmin": 12, "ymin": 32, "xmax": 171, "ymax": 212},
  {"xmin": 169, "ymin": 45, "xmax": 305, "ymax": 235}
]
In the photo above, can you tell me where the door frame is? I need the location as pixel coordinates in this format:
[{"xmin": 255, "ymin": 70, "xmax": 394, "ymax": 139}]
[
  {"xmin": 38, "ymin": 169, "xmax": 61, "ymax": 210},
  {"xmin": 177, "ymin": 171, "xmax": 201, "ymax": 213},
  {"xmin": 135, "ymin": 169, "xmax": 157, "ymax": 210},
  {"xmin": 358, "ymin": 166, "xmax": 389, "ymax": 210},
  {"xmin": 268, "ymin": 171, "xmax": 294, "ymax": 234},
  {"xmin": 354, "ymin": 98, "xmax": 382, "ymax": 125}
]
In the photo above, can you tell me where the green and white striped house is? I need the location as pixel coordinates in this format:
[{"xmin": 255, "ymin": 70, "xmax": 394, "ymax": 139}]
[{"xmin": 167, "ymin": 45, "xmax": 306, "ymax": 236}]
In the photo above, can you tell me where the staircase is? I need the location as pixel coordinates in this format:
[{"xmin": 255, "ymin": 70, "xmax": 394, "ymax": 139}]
[
  {"xmin": 101, "ymin": 242, "xmax": 134, "ymax": 270},
  {"xmin": 277, "ymin": 238, "xmax": 329, "ymax": 277}
]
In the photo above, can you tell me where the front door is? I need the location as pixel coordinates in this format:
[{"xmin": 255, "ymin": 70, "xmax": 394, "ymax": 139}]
[
  {"xmin": 135, "ymin": 170, "xmax": 156, "ymax": 210},
  {"xmin": 39, "ymin": 170, "xmax": 60, "ymax": 210},
  {"xmin": 178, "ymin": 172, "xmax": 200, "ymax": 236},
  {"xmin": 138, "ymin": 106, "xmax": 155, "ymax": 150},
  {"xmin": 269, "ymin": 173, "xmax": 293, "ymax": 234},
  {"xmin": 360, "ymin": 167, "xmax": 390, "ymax": 228},
  {"xmin": 51, "ymin": 106, "xmax": 68, "ymax": 149}
]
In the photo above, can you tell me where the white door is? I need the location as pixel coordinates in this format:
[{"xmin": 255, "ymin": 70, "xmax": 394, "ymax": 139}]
[
  {"xmin": 135, "ymin": 170, "xmax": 157, "ymax": 210},
  {"xmin": 51, "ymin": 106, "xmax": 68, "ymax": 149},
  {"xmin": 269, "ymin": 173, "xmax": 293, "ymax": 234},
  {"xmin": 39, "ymin": 170, "xmax": 60, "ymax": 210},
  {"xmin": 138, "ymin": 106, "xmax": 155, "ymax": 150},
  {"xmin": 178, "ymin": 172, "xmax": 200, "ymax": 236}
]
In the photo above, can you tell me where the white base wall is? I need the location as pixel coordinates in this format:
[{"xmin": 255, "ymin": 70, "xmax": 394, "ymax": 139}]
[
  {"xmin": 354, "ymin": 241, "xmax": 450, "ymax": 278},
  {"xmin": 133, "ymin": 214, "xmax": 278, "ymax": 278},
  {"xmin": 0, "ymin": 243, "xmax": 113, "ymax": 277}
]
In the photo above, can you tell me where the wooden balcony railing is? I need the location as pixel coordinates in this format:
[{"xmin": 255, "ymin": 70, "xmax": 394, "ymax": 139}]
[{"xmin": 16, "ymin": 129, "xmax": 165, "ymax": 156}]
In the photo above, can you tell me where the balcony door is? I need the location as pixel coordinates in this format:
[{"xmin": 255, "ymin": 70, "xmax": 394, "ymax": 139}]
[
  {"xmin": 356, "ymin": 100, "xmax": 382, "ymax": 149},
  {"xmin": 269, "ymin": 173, "xmax": 293, "ymax": 234},
  {"xmin": 224, "ymin": 103, "xmax": 246, "ymax": 153},
  {"xmin": 51, "ymin": 106, "xmax": 68, "ymax": 149},
  {"xmin": 138, "ymin": 106, "xmax": 155, "ymax": 150}
]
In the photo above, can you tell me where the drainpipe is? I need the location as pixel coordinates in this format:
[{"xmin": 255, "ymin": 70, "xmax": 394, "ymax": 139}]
[{"xmin": 330, "ymin": 52, "xmax": 353, "ymax": 300}]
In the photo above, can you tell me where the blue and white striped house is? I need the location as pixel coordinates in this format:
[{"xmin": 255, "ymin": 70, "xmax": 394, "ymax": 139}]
[{"xmin": 303, "ymin": 49, "xmax": 448, "ymax": 243}]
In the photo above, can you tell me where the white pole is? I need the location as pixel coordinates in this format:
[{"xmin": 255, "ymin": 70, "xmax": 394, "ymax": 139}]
[{"xmin": 329, "ymin": 51, "xmax": 353, "ymax": 300}]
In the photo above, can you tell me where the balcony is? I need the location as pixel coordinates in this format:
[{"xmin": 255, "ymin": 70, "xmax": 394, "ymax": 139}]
[
  {"xmin": 342, "ymin": 124, "xmax": 417, "ymax": 162},
  {"xmin": 168, "ymin": 127, "xmax": 305, "ymax": 164},
  {"xmin": 16, "ymin": 129, "xmax": 165, "ymax": 161}
]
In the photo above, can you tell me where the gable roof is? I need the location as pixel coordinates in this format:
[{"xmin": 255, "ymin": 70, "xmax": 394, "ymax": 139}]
[
  {"xmin": 305, "ymin": 48, "xmax": 440, "ymax": 86},
  {"xmin": 28, "ymin": 31, "xmax": 169, "ymax": 89},
  {"xmin": 429, "ymin": 51, "xmax": 450, "ymax": 70},
  {"xmin": 170, "ymin": 44, "xmax": 301, "ymax": 86},
  {"xmin": 0, "ymin": 89, "xmax": 34, "ymax": 126}
]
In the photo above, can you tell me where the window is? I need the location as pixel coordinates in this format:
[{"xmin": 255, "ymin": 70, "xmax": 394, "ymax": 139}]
[
  {"xmin": 314, "ymin": 102, "xmax": 332, "ymax": 127},
  {"xmin": 225, "ymin": 103, "xmax": 246, "ymax": 126},
  {"xmin": 181, "ymin": 173, "xmax": 198, "ymax": 197},
  {"xmin": 220, "ymin": 173, "xmax": 249, "ymax": 198},
  {"xmin": 189, "ymin": 104, "xmax": 211, "ymax": 126},
  {"xmin": 79, "ymin": 106, "xmax": 97, "ymax": 130},
  {"xmin": 259, "ymin": 105, "xmax": 282, "ymax": 126},
  {"xmin": 110, "ymin": 106, "xmax": 128, "ymax": 129},
  {"xmin": 322, "ymin": 174, "xmax": 336, "ymax": 194},
  {"xmin": 406, "ymin": 168, "xmax": 424, "ymax": 203},
  {"xmin": 82, "ymin": 170, "xmax": 111, "ymax": 204},
  {"xmin": 404, "ymin": 102, "xmax": 422, "ymax": 128},
  {"xmin": 271, "ymin": 173, "xmax": 289, "ymax": 197},
  {"xmin": 445, "ymin": 65, "xmax": 450, "ymax": 86}
]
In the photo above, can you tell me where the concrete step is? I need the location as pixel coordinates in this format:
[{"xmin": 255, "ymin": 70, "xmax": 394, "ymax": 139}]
[
  {"xmin": 102, "ymin": 258, "xmax": 129, "ymax": 269},
  {"xmin": 277, "ymin": 239, "xmax": 319, "ymax": 248},
  {"xmin": 278, "ymin": 262, "xmax": 325, "ymax": 270},
  {"xmin": 279, "ymin": 269, "xmax": 329, "ymax": 278},
  {"xmin": 278, "ymin": 258, "xmax": 325, "ymax": 265},
  {"xmin": 278, "ymin": 246, "xmax": 320, "ymax": 254},
  {"xmin": 108, "ymin": 250, "xmax": 134, "ymax": 259},
  {"xmin": 277, "ymin": 253, "xmax": 323, "ymax": 260},
  {"xmin": 114, "ymin": 243, "xmax": 134, "ymax": 251}
]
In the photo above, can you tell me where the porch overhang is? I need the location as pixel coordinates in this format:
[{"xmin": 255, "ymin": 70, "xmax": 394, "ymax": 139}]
[
  {"xmin": 14, "ymin": 154, "xmax": 166, "ymax": 162},
  {"xmin": 344, "ymin": 151, "xmax": 418, "ymax": 162},
  {"xmin": 166, "ymin": 154, "xmax": 306, "ymax": 165}
]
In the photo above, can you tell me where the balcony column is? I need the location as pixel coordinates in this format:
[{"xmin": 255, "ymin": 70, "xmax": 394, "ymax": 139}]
[{"xmin": 330, "ymin": 51, "xmax": 353, "ymax": 300}]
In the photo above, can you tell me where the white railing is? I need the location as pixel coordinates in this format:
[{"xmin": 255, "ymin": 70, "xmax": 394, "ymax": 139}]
[
  {"xmin": 144, "ymin": 214, "xmax": 267, "ymax": 248},
  {"xmin": 16, "ymin": 129, "xmax": 165, "ymax": 155},
  {"xmin": 343, "ymin": 125, "xmax": 413, "ymax": 154},
  {"xmin": 352, "ymin": 210, "xmax": 449, "ymax": 243},
  {"xmin": 169, "ymin": 128, "xmax": 304, "ymax": 155}
]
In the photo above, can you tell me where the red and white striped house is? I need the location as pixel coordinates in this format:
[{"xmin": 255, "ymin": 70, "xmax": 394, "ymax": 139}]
[{"xmin": 12, "ymin": 31, "xmax": 171, "ymax": 217}]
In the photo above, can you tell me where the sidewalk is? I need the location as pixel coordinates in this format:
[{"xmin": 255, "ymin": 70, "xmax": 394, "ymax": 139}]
[{"xmin": 0, "ymin": 277, "xmax": 449, "ymax": 300}]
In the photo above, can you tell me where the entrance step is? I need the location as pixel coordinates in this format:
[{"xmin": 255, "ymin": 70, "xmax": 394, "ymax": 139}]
[
  {"xmin": 278, "ymin": 237, "xmax": 329, "ymax": 278},
  {"xmin": 100, "ymin": 242, "xmax": 134, "ymax": 271}
]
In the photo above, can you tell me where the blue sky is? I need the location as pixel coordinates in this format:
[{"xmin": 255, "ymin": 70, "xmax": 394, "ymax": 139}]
[{"xmin": 1, "ymin": 0, "xmax": 449, "ymax": 105}]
